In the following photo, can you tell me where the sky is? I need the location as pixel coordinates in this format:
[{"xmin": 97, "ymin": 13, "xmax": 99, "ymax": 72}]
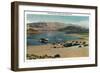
[{"xmin": 27, "ymin": 14, "xmax": 89, "ymax": 28}]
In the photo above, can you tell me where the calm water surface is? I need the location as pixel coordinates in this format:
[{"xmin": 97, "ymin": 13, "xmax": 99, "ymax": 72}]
[{"xmin": 27, "ymin": 31, "xmax": 79, "ymax": 45}]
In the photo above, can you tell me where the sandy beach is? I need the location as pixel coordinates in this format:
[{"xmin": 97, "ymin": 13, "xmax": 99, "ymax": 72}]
[
  {"xmin": 26, "ymin": 32, "xmax": 89, "ymax": 60},
  {"xmin": 27, "ymin": 38, "xmax": 89, "ymax": 59},
  {"xmin": 27, "ymin": 45, "xmax": 88, "ymax": 57}
]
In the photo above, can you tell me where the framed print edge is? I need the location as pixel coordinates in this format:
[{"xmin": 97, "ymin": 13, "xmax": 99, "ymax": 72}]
[
  {"xmin": 95, "ymin": 6, "xmax": 98, "ymax": 66},
  {"xmin": 11, "ymin": 1, "xmax": 98, "ymax": 71},
  {"xmin": 11, "ymin": 2, "xmax": 19, "ymax": 71}
]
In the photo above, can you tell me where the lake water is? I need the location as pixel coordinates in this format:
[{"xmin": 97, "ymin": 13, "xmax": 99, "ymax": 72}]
[{"xmin": 27, "ymin": 31, "xmax": 79, "ymax": 45}]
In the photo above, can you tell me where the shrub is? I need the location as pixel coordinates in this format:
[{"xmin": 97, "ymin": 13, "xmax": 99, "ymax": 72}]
[
  {"xmin": 76, "ymin": 41, "xmax": 78, "ymax": 43},
  {"xmin": 54, "ymin": 54, "xmax": 60, "ymax": 58},
  {"xmin": 78, "ymin": 45, "xmax": 82, "ymax": 47},
  {"xmin": 82, "ymin": 41, "xmax": 86, "ymax": 44},
  {"xmin": 83, "ymin": 44, "xmax": 88, "ymax": 47}
]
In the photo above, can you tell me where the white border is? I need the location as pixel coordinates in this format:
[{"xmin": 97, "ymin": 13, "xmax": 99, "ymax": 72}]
[{"xmin": 18, "ymin": 5, "xmax": 96, "ymax": 68}]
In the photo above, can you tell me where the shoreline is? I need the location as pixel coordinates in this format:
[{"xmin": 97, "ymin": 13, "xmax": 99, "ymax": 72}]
[
  {"xmin": 27, "ymin": 33, "xmax": 89, "ymax": 60},
  {"xmin": 27, "ymin": 39, "xmax": 89, "ymax": 60}
]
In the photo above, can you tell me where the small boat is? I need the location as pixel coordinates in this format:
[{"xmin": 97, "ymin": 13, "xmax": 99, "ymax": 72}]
[{"xmin": 39, "ymin": 38, "xmax": 48, "ymax": 43}]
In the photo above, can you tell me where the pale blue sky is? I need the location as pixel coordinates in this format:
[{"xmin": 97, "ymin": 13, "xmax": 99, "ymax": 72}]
[{"xmin": 27, "ymin": 14, "xmax": 89, "ymax": 28}]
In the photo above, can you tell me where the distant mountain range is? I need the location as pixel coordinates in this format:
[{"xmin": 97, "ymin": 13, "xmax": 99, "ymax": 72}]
[
  {"xmin": 58, "ymin": 25, "xmax": 89, "ymax": 33},
  {"xmin": 27, "ymin": 22, "xmax": 89, "ymax": 34},
  {"xmin": 27, "ymin": 22, "xmax": 66, "ymax": 31}
]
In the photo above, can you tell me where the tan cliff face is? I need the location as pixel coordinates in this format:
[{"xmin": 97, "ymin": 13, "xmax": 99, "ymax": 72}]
[
  {"xmin": 27, "ymin": 22, "xmax": 89, "ymax": 34},
  {"xmin": 27, "ymin": 22, "xmax": 66, "ymax": 31}
]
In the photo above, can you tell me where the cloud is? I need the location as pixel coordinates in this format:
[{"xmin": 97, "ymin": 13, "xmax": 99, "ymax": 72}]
[{"xmin": 73, "ymin": 20, "xmax": 89, "ymax": 28}]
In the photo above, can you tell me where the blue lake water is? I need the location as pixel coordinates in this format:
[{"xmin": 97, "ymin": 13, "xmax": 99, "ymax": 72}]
[{"xmin": 27, "ymin": 31, "xmax": 79, "ymax": 45}]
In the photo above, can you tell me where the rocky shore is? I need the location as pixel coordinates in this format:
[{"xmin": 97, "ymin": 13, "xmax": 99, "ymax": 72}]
[{"xmin": 27, "ymin": 39, "xmax": 89, "ymax": 60}]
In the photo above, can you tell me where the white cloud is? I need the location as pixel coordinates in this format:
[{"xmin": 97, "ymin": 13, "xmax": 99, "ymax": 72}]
[{"xmin": 74, "ymin": 20, "xmax": 89, "ymax": 28}]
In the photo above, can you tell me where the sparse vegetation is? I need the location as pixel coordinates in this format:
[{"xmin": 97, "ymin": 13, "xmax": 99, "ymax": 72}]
[
  {"xmin": 78, "ymin": 45, "xmax": 82, "ymax": 48},
  {"xmin": 83, "ymin": 44, "xmax": 88, "ymax": 47},
  {"xmin": 82, "ymin": 41, "xmax": 86, "ymax": 45},
  {"xmin": 54, "ymin": 54, "xmax": 60, "ymax": 58},
  {"xmin": 27, "ymin": 54, "xmax": 61, "ymax": 60}
]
